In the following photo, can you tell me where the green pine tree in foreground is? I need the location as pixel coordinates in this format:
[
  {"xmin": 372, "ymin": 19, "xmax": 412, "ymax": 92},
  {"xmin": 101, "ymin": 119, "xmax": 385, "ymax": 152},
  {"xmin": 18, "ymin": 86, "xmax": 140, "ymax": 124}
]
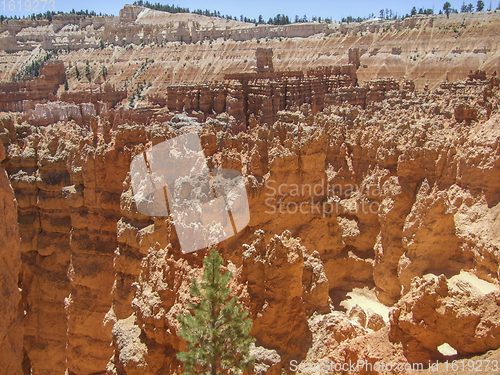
[{"xmin": 177, "ymin": 249, "xmax": 255, "ymax": 375}]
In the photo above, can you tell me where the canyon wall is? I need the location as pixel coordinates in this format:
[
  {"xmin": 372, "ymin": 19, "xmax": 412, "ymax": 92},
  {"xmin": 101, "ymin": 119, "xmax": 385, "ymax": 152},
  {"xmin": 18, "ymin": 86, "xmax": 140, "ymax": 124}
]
[
  {"xmin": 1, "ymin": 8, "xmax": 499, "ymax": 90},
  {"xmin": 0, "ymin": 71, "xmax": 499, "ymax": 373},
  {"xmin": 0, "ymin": 7, "xmax": 499, "ymax": 374},
  {"xmin": 0, "ymin": 61, "xmax": 66, "ymax": 111},
  {"xmin": 0, "ymin": 139, "xmax": 23, "ymax": 375},
  {"xmin": 0, "ymin": 6, "xmax": 334, "ymax": 53},
  {"xmin": 161, "ymin": 63, "xmax": 358, "ymax": 125}
]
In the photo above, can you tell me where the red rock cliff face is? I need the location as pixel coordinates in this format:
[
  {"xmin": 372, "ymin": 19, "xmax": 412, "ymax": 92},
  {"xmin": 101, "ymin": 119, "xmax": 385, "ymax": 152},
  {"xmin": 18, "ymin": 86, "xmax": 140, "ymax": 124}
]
[
  {"xmin": 0, "ymin": 61, "xmax": 66, "ymax": 112},
  {"xmin": 161, "ymin": 63, "xmax": 362, "ymax": 127},
  {"xmin": 0, "ymin": 141, "xmax": 23, "ymax": 375},
  {"xmin": 1, "ymin": 73, "xmax": 500, "ymax": 374}
]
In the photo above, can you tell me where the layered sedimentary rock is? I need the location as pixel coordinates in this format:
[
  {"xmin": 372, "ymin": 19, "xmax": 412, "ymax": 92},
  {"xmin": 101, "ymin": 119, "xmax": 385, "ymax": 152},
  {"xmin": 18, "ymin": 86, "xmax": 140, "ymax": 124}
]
[
  {"xmin": 1, "ymin": 6, "xmax": 500, "ymax": 374},
  {"xmin": 0, "ymin": 6, "xmax": 335, "ymax": 53},
  {"xmin": 242, "ymin": 230, "xmax": 324, "ymax": 361},
  {"xmin": 256, "ymin": 48, "xmax": 274, "ymax": 73},
  {"xmin": 2, "ymin": 7, "xmax": 500, "ymax": 92},
  {"xmin": 390, "ymin": 273, "xmax": 500, "ymax": 363},
  {"xmin": 161, "ymin": 62, "xmax": 497, "ymax": 130},
  {"xmin": 162, "ymin": 61, "xmax": 358, "ymax": 126},
  {"xmin": 60, "ymin": 83, "xmax": 127, "ymax": 108},
  {"xmin": 0, "ymin": 61, "xmax": 66, "ymax": 111},
  {"xmin": 0, "ymin": 141, "xmax": 23, "ymax": 375},
  {"xmin": 1, "ymin": 117, "xmax": 126, "ymax": 374},
  {"xmin": 0, "ymin": 62, "xmax": 127, "ymax": 126},
  {"xmin": 1, "ymin": 69, "xmax": 500, "ymax": 373}
]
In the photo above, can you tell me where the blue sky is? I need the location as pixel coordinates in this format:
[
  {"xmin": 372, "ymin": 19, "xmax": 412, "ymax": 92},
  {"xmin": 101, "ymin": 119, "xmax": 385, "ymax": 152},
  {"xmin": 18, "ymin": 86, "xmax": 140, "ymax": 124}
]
[{"xmin": 1, "ymin": 0, "xmax": 494, "ymax": 20}]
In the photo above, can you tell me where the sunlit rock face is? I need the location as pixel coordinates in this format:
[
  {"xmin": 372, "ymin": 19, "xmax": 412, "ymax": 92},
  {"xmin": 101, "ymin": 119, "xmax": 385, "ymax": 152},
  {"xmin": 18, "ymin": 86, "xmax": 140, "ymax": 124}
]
[
  {"xmin": 0, "ymin": 6, "xmax": 500, "ymax": 374},
  {"xmin": 0, "ymin": 141, "xmax": 23, "ymax": 375}
]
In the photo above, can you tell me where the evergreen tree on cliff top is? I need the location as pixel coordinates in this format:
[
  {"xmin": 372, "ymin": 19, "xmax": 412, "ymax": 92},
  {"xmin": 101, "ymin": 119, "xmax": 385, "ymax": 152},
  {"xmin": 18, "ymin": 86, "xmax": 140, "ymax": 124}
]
[{"xmin": 177, "ymin": 249, "xmax": 255, "ymax": 375}]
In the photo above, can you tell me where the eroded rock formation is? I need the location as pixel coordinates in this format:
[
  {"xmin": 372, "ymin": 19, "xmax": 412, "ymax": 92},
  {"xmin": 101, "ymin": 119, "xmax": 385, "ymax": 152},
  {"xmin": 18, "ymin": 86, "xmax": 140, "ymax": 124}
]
[
  {"xmin": 0, "ymin": 6, "xmax": 334, "ymax": 53},
  {"xmin": 1, "ymin": 7, "xmax": 499, "ymax": 91},
  {"xmin": 0, "ymin": 61, "xmax": 65, "ymax": 112},
  {"xmin": 0, "ymin": 141, "xmax": 23, "ymax": 375},
  {"xmin": 390, "ymin": 273, "xmax": 500, "ymax": 363},
  {"xmin": 0, "ymin": 68, "xmax": 499, "ymax": 373},
  {"xmin": 161, "ymin": 50, "xmax": 359, "ymax": 126},
  {"xmin": 0, "ymin": 7, "xmax": 500, "ymax": 373}
]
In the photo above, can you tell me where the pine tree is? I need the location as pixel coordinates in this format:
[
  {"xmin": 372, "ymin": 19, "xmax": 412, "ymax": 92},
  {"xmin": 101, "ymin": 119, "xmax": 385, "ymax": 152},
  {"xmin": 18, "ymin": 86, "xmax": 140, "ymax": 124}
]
[
  {"xmin": 444, "ymin": 1, "xmax": 452, "ymax": 17},
  {"xmin": 85, "ymin": 61, "xmax": 92, "ymax": 83},
  {"xmin": 177, "ymin": 249, "xmax": 255, "ymax": 375}
]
